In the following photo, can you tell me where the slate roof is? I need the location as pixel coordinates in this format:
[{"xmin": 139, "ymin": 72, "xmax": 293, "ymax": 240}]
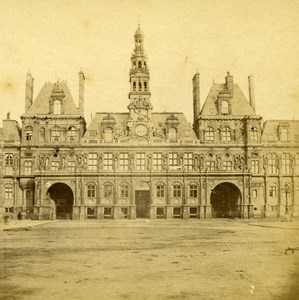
[
  {"xmin": 200, "ymin": 83, "xmax": 255, "ymax": 116},
  {"xmin": 25, "ymin": 81, "xmax": 80, "ymax": 116}
]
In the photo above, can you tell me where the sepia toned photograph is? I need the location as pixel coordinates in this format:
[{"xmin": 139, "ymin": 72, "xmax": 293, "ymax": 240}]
[{"xmin": 1, "ymin": 1, "xmax": 299, "ymax": 299}]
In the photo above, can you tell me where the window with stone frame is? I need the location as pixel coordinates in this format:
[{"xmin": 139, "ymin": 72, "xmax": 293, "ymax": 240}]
[
  {"xmin": 119, "ymin": 153, "xmax": 129, "ymax": 170},
  {"xmin": 221, "ymin": 100, "xmax": 229, "ymax": 114},
  {"xmin": 189, "ymin": 184, "xmax": 198, "ymax": 198},
  {"xmin": 24, "ymin": 161, "xmax": 32, "ymax": 175},
  {"xmin": 252, "ymin": 190, "xmax": 258, "ymax": 198},
  {"xmin": 104, "ymin": 153, "xmax": 113, "ymax": 170},
  {"xmin": 280, "ymin": 128, "xmax": 288, "ymax": 142},
  {"xmin": 206, "ymin": 161, "xmax": 215, "ymax": 171},
  {"xmin": 53, "ymin": 100, "xmax": 61, "ymax": 114},
  {"xmin": 87, "ymin": 184, "xmax": 96, "ymax": 198},
  {"xmin": 153, "ymin": 153, "xmax": 162, "ymax": 170},
  {"xmin": 172, "ymin": 184, "xmax": 181, "ymax": 198},
  {"xmin": 67, "ymin": 161, "xmax": 76, "ymax": 172},
  {"xmin": 120, "ymin": 184, "xmax": 129, "ymax": 198},
  {"xmin": 222, "ymin": 161, "xmax": 232, "ymax": 171},
  {"xmin": 103, "ymin": 183, "xmax": 113, "ymax": 198},
  {"xmin": 184, "ymin": 153, "xmax": 193, "ymax": 170},
  {"xmin": 25, "ymin": 126, "xmax": 33, "ymax": 141},
  {"xmin": 169, "ymin": 153, "xmax": 178, "ymax": 167},
  {"xmin": 250, "ymin": 127, "xmax": 258, "ymax": 142},
  {"xmin": 52, "ymin": 126, "xmax": 61, "ymax": 142},
  {"xmin": 251, "ymin": 160, "xmax": 259, "ymax": 174},
  {"xmin": 205, "ymin": 127, "xmax": 214, "ymax": 142},
  {"xmin": 222, "ymin": 127, "xmax": 231, "ymax": 142},
  {"xmin": 4, "ymin": 185, "xmax": 13, "ymax": 199},
  {"xmin": 168, "ymin": 128, "xmax": 177, "ymax": 142},
  {"xmin": 269, "ymin": 186, "xmax": 277, "ymax": 197},
  {"xmin": 268, "ymin": 153, "xmax": 277, "ymax": 174},
  {"xmin": 88, "ymin": 153, "xmax": 98, "ymax": 171},
  {"xmin": 51, "ymin": 161, "xmax": 60, "ymax": 171},
  {"xmin": 282, "ymin": 153, "xmax": 291, "ymax": 174},
  {"xmin": 5, "ymin": 153, "xmax": 13, "ymax": 175},
  {"xmin": 104, "ymin": 127, "xmax": 113, "ymax": 142},
  {"xmin": 136, "ymin": 152, "xmax": 146, "ymax": 170},
  {"xmin": 156, "ymin": 184, "xmax": 165, "ymax": 198},
  {"xmin": 67, "ymin": 126, "xmax": 76, "ymax": 142}
]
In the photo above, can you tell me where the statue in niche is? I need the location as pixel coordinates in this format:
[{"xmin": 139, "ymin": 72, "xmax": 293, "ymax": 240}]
[
  {"xmin": 113, "ymin": 154, "xmax": 118, "ymax": 170},
  {"xmin": 193, "ymin": 154, "xmax": 199, "ymax": 171},
  {"xmin": 98, "ymin": 155, "xmax": 103, "ymax": 170},
  {"xmin": 129, "ymin": 154, "xmax": 134, "ymax": 170},
  {"xmin": 216, "ymin": 155, "xmax": 222, "ymax": 170},
  {"xmin": 147, "ymin": 154, "xmax": 152, "ymax": 171},
  {"xmin": 263, "ymin": 156, "xmax": 268, "ymax": 171},
  {"xmin": 199, "ymin": 155, "xmax": 204, "ymax": 170},
  {"xmin": 162, "ymin": 154, "xmax": 168, "ymax": 170}
]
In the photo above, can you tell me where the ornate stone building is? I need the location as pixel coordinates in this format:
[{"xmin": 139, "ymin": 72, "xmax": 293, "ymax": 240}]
[{"xmin": 1, "ymin": 26, "xmax": 299, "ymax": 220}]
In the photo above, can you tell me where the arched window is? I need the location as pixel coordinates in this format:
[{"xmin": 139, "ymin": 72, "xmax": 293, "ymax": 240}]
[
  {"xmin": 280, "ymin": 128, "xmax": 288, "ymax": 141},
  {"xmin": 103, "ymin": 183, "xmax": 113, "ymax": 198},
  {"xmin": 144, "ymin": 81, "xmax": 147, "ymax": 91},
  {"xmin": 52, "ymin": 126, "xmax": 61, "ymax": 142},
  {"xmin": 25, "ymin": 126, "xmax": 33, "ymax": 141},
  {"xmin": 138, "ymin": 61, "xmax": 142, "ymax": 68},
  {"xmin": 168, "ymin": 128, "xmax": 177, "ymax": 142},
  {"xmin": 252, "ymin": 190, "xmax": 258, "ymax": 198},
  {"xmin": 133, "ymin": 62, "xmax": 136, "ymax": 69},
  {"xmin": 4, "ymin": 185, "xmax": 13, "ymax": 199},
  {"xmin": 138, "ymin": 81, "xmax": 142, "ymax": 91},
  {"xmin": 205, "ymin": 127, "xmax": 214, "ymax": 141},
  {"xmin": 250, "ymin": 127, "xmax": 258, "ymax": 142},
  {"xmin": 68, "ymin": 126, "xmax": 76, "ymax": 142},
  {"xmin": 221, "ymin": 100, "xmax": 229, "ymax": 114},
  {"xmin": 133, "ymin": 81, "xmax": 136, "ymax": 91},
  {"xmin": 222, "ymin": 127, "xmax": 231, "ymax": 142},
  {"xmin": 53, "ymin": 100, "xmax": 61, "ymax": 115},
  {"xmin": 104, "ymin": 128, "xmax": 113, "ymax": 142}
]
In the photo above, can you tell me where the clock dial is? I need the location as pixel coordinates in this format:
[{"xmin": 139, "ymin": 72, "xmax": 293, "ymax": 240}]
[{"xmin": 135, "ymin": 124, "xmax": 148, "ymax": 137}]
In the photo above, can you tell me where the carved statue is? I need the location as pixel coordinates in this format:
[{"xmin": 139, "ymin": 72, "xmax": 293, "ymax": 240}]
[{"xmin": 147, "ymin": 154, "xmax": 152, "ymax": 171}]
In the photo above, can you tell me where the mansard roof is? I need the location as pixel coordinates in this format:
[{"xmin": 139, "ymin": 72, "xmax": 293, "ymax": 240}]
[
  {"xmin": 84, "ymin": 112, "xmax": 197, "ymax": 140},
  {"xmin": 200, "ymin": 83, "xmax": 255, "ymax": 116},
  {"xmin": 25, "ymin": 81, "xmax": 80, "ymax": 116},
  {"xmin": 262, "ymin": 120, "xmax": 299, "ymax": 143}
]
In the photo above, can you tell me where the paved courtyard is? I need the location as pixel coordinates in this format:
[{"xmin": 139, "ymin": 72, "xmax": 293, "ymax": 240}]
[{"xmin": 1, "ymin": 219, "xmax": 299, "ymax": 300}]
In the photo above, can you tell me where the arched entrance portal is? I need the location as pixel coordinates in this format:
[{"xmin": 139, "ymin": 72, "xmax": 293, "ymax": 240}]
[
  {"xmin": 48, "ymin": 183, "xmax": 74, "ymax": 220},
  {"xmin": 210, "ymin": 183, "xmax": 241, "ymax": 218}
]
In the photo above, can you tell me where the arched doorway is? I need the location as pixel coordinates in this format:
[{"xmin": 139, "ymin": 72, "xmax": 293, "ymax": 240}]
[
  {"xmin": 48, "ymin": 183, "xmax": 74, "ymax": 220},
  {"xmin": 210, "ymin": 182, "xmax": 241, "ymax": 218},
  {"xmin": 135, "ymin": 181, "xmax": 150, "ymax": 218}
]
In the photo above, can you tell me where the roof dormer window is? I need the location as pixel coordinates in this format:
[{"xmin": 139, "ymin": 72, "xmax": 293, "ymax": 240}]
[
  {"xmin": 221, "ymin": 100, "xmax": 229, "ymax": 114},
  {"xmin": 53, "ymin": 100, "xmax": 61, "ymax": 115}
]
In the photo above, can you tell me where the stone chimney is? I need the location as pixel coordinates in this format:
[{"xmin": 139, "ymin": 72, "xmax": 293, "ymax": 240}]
[
  {"xmin": 225, "ymin": 72, "xmax": 233, "ymax": 94},
  {"xmin": 79, "ymin": 69, "xmax": 85, "ymax": 115},
  {"xmin": 248, "ymin": 75, "xmax": 256, "ymax": 113},
  {"xmin": 192, "ymin": 71, "xmax": 200, "ymax": 124},
  {"xmin": 25, "ymin": 72, "xmax": 34, "ymax": 113}
]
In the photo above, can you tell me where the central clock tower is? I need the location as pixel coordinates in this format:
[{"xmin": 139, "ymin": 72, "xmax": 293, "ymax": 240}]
[{"xmin": 127, "ymin": 25, "xmax": 153, "ymax": 139}]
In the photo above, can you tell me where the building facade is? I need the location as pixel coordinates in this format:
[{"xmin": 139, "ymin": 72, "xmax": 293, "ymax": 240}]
[{"xmin": 1, "ymin": 26, "xmax": 299, "ymax": 220}]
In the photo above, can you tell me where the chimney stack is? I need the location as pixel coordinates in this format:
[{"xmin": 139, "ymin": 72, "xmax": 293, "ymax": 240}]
[
  {"xmin": 79, "ymin": 69, "xmax": 85, "ymax": 115},
  {"xmin": 25, "ymin": 72, "xmax": 34, "ymax": 113},
  {"xmin": 225, "ymin": 72, "xmax": 233, "ymax": 94},
  {"xmin": 192, "ymin": 71, "xmax": 200, "ymax": 125},
  {"xmin": 248, "ymin": 75, "xmax": 256, "ymax": 113}
]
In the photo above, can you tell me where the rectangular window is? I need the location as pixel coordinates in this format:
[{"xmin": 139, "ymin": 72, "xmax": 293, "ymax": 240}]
[
  {"xmin": 156, "ymin": 185, "xmax": 165, "ymax": 198},
  {"xmin": 104, "ymin": 184, "xmax": 113, "ymax": 198},
  {"xmin": 184, "ymin": 153, "xmax": 193, "ymax": 170},
  {"xmin": 119, "ymin": 153, "xmax": 129, "ymax": 170},
  {"xmin": 67, "ymin": 161, "xmax": 76, "ymax": 172},
  {"xmin": 169, "ymin": 153, "xmax": 178, "ymax": 167},
  {"xmin": 104, "ymin": 153, "xmax": 113, "ymax": 170},
  {"xmin": 206, "ymin": 161, "xmax": 215, "ymax": 171},
  {"xmin": 51, "ymin": 161, "xmax": 60, "ymax": 171},
  {"xmin": 156, "ymin": 207, "xmax": 165, "ymax": 219},
  {"xmin": 173, "ymin": 207, "xmax": 181, "ymax": 219},
  {"xmin": 104, "ymin": 207, "xmax": 112, "ymax": 219},
  {"xmin": 136, "ymin": 153, "xmax": 145, "ymax": 170},
  {"xmin": 24, "ymin": 161, "xmax": 32, "ymax": 175},
  {"xmin": 87, "ymin": 207, "xmax": 96, "ymax": 219},
  {"xmin": 251, "ymin": 160, "xmax": 259, "ymax": 174},
  {"xmin": 5, "ymin": 153, "xmax": 13, "ymax": 175},
  {"xmin": 5, "ymin": 186, "xmax": 13, "ymax": 199},
  {"xmin": 268, "ymin": 153, "xmax": 277, "ymax": 175},
  {"xmin": 87, "ymin": 185, "xmax": 96, "ymax": 198},
  {"xmin": 190, "ymin": 207, "xmax": 197, "ymax": 218},
  {"xmin": 121, "ymin": 207, "xmax": 128, "ymax": 218},
  {"xmin": 120, "ymin": 185, "xmax": 129, "ymax": 198},
  {"xmin": 189, "ymin": 185, "xmax": 198, "ymax": 198},
  {"xmin": 173, "ymin": 184, "xmax": 181, "ymax": 198},
  {"xmin": 88, "ymin": 153, "xmax": 98, "ymax": 171},
  {"xmin": 269, "ymin": 186, "xmax": 277, "ymax": 197},
  {"xmin": 153, "ymin": 153, "xmax": 162, "ymax": 170},
  {"xmin": 222, "ymin": 161, "xmax": 232, "ymax": 171},
  {"xmin": 282, "ymin": 153, "xmax": 291, "ymax": 175}
]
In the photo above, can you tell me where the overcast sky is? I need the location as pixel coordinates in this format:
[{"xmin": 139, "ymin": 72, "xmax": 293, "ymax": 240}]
[{"xmin": 0, "ymin": 0, "xmax": 298, "ymax": 125}]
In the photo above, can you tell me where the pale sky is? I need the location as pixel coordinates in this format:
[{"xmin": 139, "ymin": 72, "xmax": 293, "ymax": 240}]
[{"xmin": 0, "ymin": 0, "xmax": 298, "ymax": 125}]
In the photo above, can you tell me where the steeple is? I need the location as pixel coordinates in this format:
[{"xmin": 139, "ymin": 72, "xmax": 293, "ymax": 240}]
[{"xmin": 129, "ymin": 24, "xmax": 151, "ymax": 103}]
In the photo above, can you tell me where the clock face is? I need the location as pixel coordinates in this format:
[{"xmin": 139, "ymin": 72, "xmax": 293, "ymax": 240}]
[{"xmin": 135, "ymin": 124, "xmax": 148, "ymax": 137}]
